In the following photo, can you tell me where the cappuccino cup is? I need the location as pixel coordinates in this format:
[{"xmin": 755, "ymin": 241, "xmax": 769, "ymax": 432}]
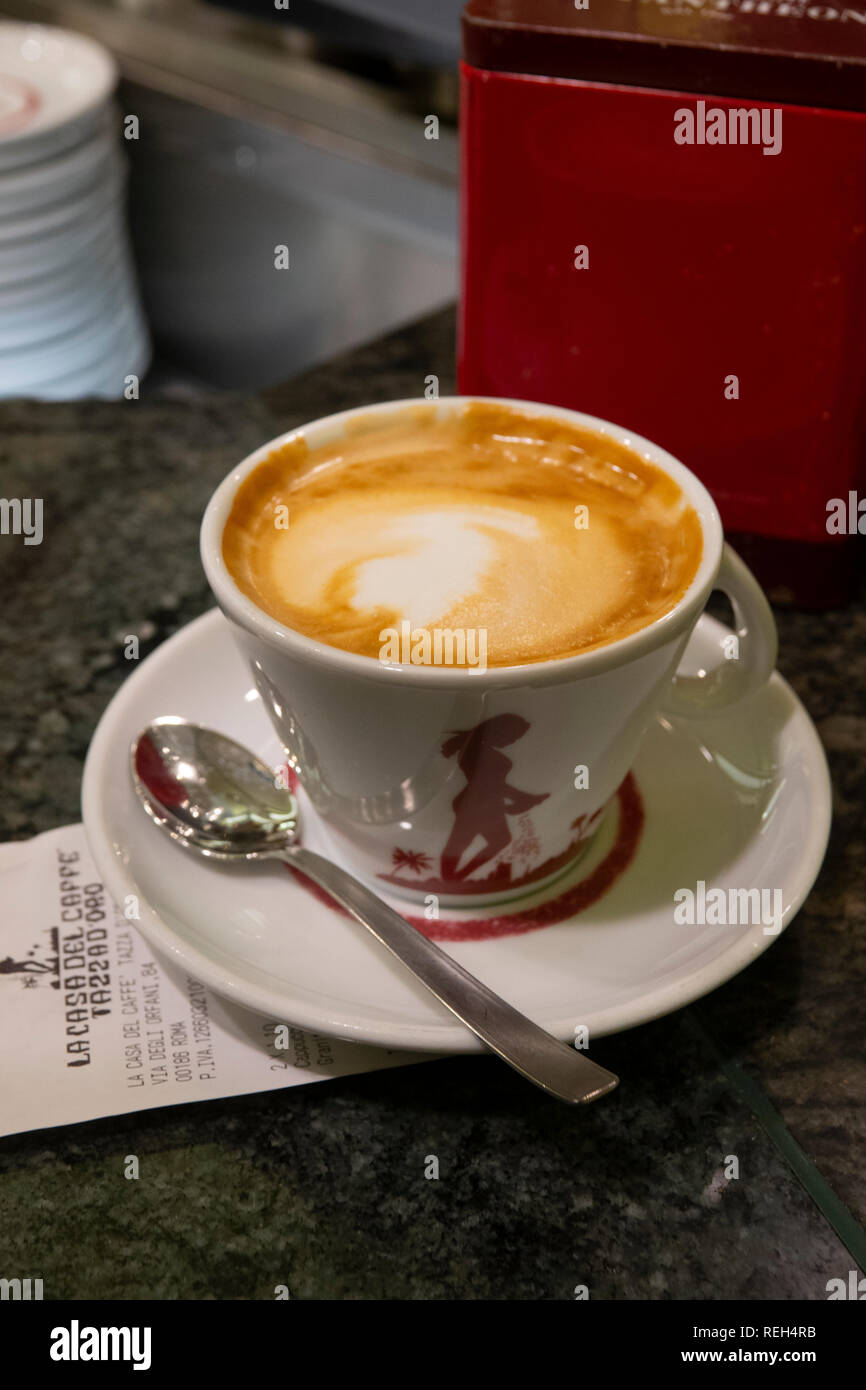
[{"xmin": 201, "ymin": 397, "xmax": 777, "ymax": 908}]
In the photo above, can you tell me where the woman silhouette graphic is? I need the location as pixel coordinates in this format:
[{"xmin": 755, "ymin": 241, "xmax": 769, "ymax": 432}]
[{"xmin": 439, "ymin": 714, "xmax": 548, "ymax": 883}]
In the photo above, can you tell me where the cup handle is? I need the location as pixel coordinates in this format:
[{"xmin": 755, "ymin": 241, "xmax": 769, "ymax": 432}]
[{"xmin": 662, "ymin": 543, "xmax": 778, "ymax": 719}]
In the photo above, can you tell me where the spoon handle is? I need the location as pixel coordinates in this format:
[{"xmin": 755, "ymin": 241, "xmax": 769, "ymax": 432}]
[{"xmin": 285, "ymin": 846, "xmax": 618, "ymax": 1104}]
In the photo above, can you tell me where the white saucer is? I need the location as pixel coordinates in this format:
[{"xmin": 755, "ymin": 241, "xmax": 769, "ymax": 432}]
[
  {"xmin": 0, "ymin": 250, "xmax": 134, "ymax": 350},
  {"xmin": 0, "ymin": 298, "xmax": 141, "ymax": 390},
  {"xmin": 0, "ymin": 227, "xmax": 127, "ymax": 318},
  {"xmin": 0, "ymin": 115, "xmax": 115, "ymax": 218},
  {"xmin": 0, "ymin": 194, "xmax": 122, "ymax": 282},
  {"xmin": 82, "ymin": 608, "xmax": 832, "ymax": 1053},
  {"xmin": 0, "ymin": 24, "xmax": 116, "ymax": 170},
  {"xmin": 22, "ymin": 319, "xmax": 151, "ymax": 400},
  {"xmin": 0, "ymin": 151, "xmax": 123, "ymax": 244}
]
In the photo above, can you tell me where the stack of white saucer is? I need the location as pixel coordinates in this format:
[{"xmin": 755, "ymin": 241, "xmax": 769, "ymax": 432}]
[{"xmin": 0, "ymin": 22, "xmax": 150, "ymax": 400}]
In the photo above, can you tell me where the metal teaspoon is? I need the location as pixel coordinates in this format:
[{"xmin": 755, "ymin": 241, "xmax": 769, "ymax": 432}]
[{"xmin": 130, "ymin": 718, "xmax": 619, "ymax": 1105}]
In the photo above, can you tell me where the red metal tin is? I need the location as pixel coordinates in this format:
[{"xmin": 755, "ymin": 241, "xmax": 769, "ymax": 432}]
[{"xmin": 459, "ymin": 2, "xmax": 866, "ymax": 605}]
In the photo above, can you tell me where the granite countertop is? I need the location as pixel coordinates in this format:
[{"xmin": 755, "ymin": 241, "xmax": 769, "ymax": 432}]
[{"xmin": 0, "ymin": 307, "xmax": 863, "ymax": 1300}]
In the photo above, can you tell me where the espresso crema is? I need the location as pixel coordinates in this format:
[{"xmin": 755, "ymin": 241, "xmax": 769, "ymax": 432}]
[{"xmin": 222, "ymin": 402, "xmax": 703, "ymax": 667}]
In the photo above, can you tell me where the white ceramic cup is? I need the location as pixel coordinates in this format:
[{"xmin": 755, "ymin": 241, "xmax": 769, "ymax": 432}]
[{"xmin": 201, "ymin": 396, "xmax": 778, "ymax": 908}]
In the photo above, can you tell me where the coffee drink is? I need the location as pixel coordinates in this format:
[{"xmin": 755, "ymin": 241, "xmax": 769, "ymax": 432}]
[{"xmin": 222, "ymin": 401, "xmax": 703, "ymax": 667}]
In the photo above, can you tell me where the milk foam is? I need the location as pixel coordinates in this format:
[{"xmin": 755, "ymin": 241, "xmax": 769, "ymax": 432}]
[
  {"xmin": 222, "ymin": 403, "xmax": 704, "ymax": 666},
  {"xmin": 260, "ymin": 489, "xmax": 634, "ymax": 660},
  {"xmin": 352, "ymin": 506, "xmax": 532, "ymax": 628}
]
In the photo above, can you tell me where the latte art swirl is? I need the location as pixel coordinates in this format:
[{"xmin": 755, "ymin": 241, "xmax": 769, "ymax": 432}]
[{"xmin": 222, "ymin": 403, "xmax": 703, "ymax": 667}]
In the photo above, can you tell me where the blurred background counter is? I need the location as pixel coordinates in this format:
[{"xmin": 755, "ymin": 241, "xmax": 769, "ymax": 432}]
[{"xmin": 0, "ymin": 0, "xmax": 460, "ymax": 388}]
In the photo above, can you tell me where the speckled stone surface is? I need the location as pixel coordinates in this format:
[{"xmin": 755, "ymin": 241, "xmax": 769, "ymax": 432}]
[{"xmin": 0, "ymin": 308, "xmax": 863, "ymax": 1299}]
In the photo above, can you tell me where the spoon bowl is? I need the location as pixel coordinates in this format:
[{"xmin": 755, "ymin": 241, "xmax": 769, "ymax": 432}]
[{"xmin": 132, "ymin": 718, "xmax": 298, "ymax": 859}]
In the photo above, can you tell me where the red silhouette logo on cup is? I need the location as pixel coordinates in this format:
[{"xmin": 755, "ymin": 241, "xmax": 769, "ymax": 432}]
[
  {"xmin": 377, "ymin": 714, "xmax": 599, "ymax": 897},
  {"xmin": 439, "ymin": 714, "xmax": 547, "ymax": 881}
]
